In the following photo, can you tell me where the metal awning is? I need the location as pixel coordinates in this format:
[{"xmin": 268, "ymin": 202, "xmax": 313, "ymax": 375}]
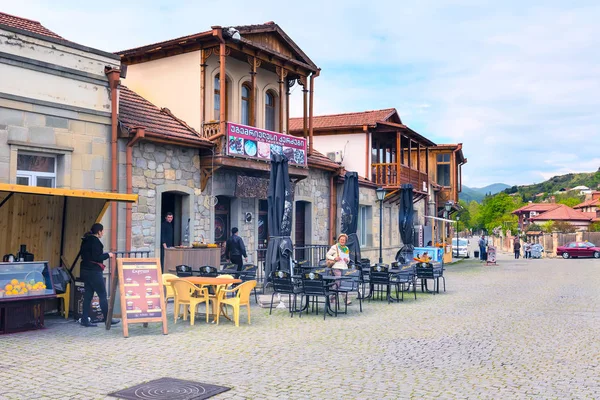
[
  {"xmin": 425, "ymin": 215, "xmax": 457, "ymax": 223},
  {"xmin": 0, "ymin": 184, "xmax": 137, "ymax": 202}
]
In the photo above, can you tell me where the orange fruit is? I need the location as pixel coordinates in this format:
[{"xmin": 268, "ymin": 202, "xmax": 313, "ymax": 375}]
[
  {"xmin": 5, "ymin": 284, "xmax": 13, "ymax": 291},
  {"xmin": 10, "ymin": 279, "xmax": 18, "ymax": 286},
  {"xmin": 19, "ymin": 282, "xmax": 26, "ymax": 288}
]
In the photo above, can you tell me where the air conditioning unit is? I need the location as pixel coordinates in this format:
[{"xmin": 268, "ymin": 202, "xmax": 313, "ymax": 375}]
[
  {"xmin": 530, "ymin": 211, "xmax": 537, "ymax": 217},
  {"xmin": 326, "ymin": 151, "xmax": 343, "ymax": 163}
]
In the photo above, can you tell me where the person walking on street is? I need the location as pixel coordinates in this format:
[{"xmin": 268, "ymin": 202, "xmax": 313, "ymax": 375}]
[
  {"xmin": 79, "ymin": 223, "xmax": 119, "ymax": 327},
  {"xmin": 225, "ymin": 227, "xmax": 247, "ymax": 271},
  {"xmin": 326, "ymin": 234, "xmax": 351, "ymax": 305},
  {"xmin": 524, "ymin": 241, "xmax": 532, "ymax": 259},
  {"xmin": 514, "ymin": 239, "xmax": 521, "ymax": 259},
  {"xmin": 478, "ymin": 235, "xmax": 487, "ymax": 262},
  {"xmin": 160, "ymin": 212, "xmax": 174, "ymax": 272}
]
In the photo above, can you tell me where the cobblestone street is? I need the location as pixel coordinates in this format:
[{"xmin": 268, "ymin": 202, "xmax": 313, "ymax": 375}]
[{"xmin": 2, "ymin": 251, "xmax": 600, "ymax": 399}]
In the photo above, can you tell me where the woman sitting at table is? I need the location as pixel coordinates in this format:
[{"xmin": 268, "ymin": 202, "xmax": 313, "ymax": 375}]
[{"xmin": 326, "ymin": 234, "xmax": 351, "ymax": 305}]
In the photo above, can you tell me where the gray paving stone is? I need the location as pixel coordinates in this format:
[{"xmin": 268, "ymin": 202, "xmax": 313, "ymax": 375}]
[{"xmin": 2, "ymin": 251, "xmax": 600, "ymax": 399}]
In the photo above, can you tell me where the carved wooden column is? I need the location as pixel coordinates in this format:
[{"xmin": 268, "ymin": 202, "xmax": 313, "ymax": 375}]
[
  {"xmin": 299, "ymin": 76, "xmax": 308, "ymax": 139},
  {"xmin": 200, "ymin": 48, "xmax": 212, "ymax": 127},
  {"xmin": 218, "ymin": 43, "xmax": 230, "ymax": 135},
  {"xmin": 276, "ymin": 67, "xmax": 287, "ymax": 133},
  {"xmin": 308, "ymin": 70, "xmax": 320, "ymax": 155},
  {"xmin": 247, "ymin": 56, "xmax": 260, "ymax": 127},
  {"xmin": 286, "ymin": 78, "xmax": 294, "ymax": 134}
]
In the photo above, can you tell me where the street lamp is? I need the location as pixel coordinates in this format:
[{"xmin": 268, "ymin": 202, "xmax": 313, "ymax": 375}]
[{"xmin": 376, "ymin": 187, "xmax": 386, "ymax": 264}]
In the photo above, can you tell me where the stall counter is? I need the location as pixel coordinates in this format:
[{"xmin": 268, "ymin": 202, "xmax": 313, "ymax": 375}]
[{"xmin": 164, "ymin": 247, "xmax": 221, "ymax": 272}]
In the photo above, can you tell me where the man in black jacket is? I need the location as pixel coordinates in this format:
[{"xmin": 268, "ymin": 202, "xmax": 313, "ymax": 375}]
[
  {"xmin": 79, "ymin": 223, "xmax": 119, "ymax": 327},
  {"xmin": 225, "ymin": 227, "xmax": 247, "ymax": 271},
  {"xmin": 160, "ymin": 212, "xmax": 174, "ymax": 272}
]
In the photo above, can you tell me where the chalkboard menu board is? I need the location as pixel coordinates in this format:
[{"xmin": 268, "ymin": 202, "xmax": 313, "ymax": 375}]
[{"xmin": 107, "ymin": 258, "xmax": 167, "ymax": 338}]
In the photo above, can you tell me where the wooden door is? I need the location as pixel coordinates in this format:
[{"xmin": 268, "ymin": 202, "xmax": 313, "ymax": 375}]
[{"xmin": 295, "ymin": 201, "xmax": 306, "ymax": 260}]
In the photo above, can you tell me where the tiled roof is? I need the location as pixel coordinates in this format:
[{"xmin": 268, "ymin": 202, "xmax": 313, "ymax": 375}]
[
  {"xmin": 573, "ymin": 198, "xmax": 600, "ymax": 209},
  {"xmin": 530, "ymin": 205, "xmax": 594, "ymax": 222},
  {"xmin": 0, "ymin": 12, "xmax": 62, "ymax": 39},
  {"xmin": 512, "ymin": 203, "xmax": 562, "ymax": 214},
  {"xmin": 118, "ymin": 86, "xmax": 212, "ymax": 146},
  {"xmin": 289, "ymin": 108, "xmax": 397, "ymax": 132}
]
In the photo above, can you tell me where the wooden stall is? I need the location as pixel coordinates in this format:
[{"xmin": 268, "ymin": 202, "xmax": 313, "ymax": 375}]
[
  {"xmin": 0, "ymin": 184, "xmax": 137, "ymax": 274},
  {"xmin": 164, "ymin": 247, "xmax": 221, "ymax": 272}
]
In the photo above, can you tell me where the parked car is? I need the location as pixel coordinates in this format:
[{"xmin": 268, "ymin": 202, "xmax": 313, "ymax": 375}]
[
  {"xmin": 556, "ymin": 242, "xmax": 600, "ymax": 259},
  {"xmin": 452, "ymin": 238, "xmax": 470, "ymax": 258}
]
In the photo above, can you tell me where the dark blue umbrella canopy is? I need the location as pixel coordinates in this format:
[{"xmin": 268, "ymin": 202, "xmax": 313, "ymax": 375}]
[
  {"xmin": 396, "ymin": 184, "xmax": 415, "ymax": 263},
  {"xmin": 265, "ymin": 153, "xmax": 293, "ymax": 281},
  {"xmin": 340, "ymin": 171, "xmax": 361, "ymax": 265}
]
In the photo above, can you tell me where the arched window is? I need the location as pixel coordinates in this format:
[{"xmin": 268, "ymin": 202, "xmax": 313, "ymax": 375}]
[
  {"xmin": 241, "ymin": 83, "xmax": 251, "ymax": 126},
  {"xmin": 265, "ymin": 91, "xmax": 276, "ymax": 131},
  {"xmin": 214, "ymin": 74, "xmax": 228, "ymax": 121}
]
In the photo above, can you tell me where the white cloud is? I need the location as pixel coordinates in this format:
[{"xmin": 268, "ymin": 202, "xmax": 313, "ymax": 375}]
[{"xmin": 3, "ymin": 1, "xmax": 599, "ymax": 188}]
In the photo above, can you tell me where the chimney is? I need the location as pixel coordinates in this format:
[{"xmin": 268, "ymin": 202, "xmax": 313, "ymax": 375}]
[{"xmin": 592, "ymin": 191, "xmax": 600, "ymax": 201}]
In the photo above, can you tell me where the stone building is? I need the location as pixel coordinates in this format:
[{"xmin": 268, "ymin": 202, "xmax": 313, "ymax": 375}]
[
  {"xmin": 118, "ymin": 22, "xmax": 341, "ymax": 262},
  {"xmin": 0, "ymin": 12, "xmax": 122, "ymax": 249}
]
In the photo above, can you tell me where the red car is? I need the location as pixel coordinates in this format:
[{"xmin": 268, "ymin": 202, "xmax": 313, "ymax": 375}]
[{"xmin": 557, "ymin": 242, "xmax": 600, "ymax": 259}]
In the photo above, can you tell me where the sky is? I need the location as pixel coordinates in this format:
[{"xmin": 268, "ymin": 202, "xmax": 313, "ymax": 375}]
[{"xmin": 2, "ymin": 0, "xmax": 599, "ymax": 187}]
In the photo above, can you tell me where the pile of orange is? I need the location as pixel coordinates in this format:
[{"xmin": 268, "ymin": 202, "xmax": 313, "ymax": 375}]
[{"xmin": 3, "ymin": 279, "xmax": 46, "ymax": 296}]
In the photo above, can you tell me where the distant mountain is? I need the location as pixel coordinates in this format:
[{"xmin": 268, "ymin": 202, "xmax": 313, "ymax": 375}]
[
  {"xmin": 502, "ymin": 171, "xmax": 600, "ymax": 202},
  {"xmin": 460, "ymin": 183, "xmax": 511, "ymax": 203}
]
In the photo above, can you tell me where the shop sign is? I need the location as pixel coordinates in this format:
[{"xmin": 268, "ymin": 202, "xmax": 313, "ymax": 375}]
[{"xmin": 226, "ymin": 122, "xmax": 307, "ymax": 166}]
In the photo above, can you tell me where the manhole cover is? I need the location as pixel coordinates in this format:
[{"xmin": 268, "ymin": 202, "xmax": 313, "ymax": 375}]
[{"xmin": 108, "ymin": 377, "xmax": 230, "ymax": 400}]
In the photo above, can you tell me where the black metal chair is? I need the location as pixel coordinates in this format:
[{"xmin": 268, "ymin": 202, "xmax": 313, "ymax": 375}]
[
  {"xmin": 391, "ymin": 264, "xmax": 417, "ymax": 301},
  {"xmin": 369, "ymin": 264, "xmax": 398, "ymax": 303},
  {"xmin": 357, "ymin": 259, "xmax": 371, "ymax": 299},
  {"xmin": 269, "ymin": 270, "xmax": 303, "ymax": 317},
  {"xmin": 197, "ymin": 265, "xmax": 218, "ymax": 277},
  {"xmin": 415, "ymin": 263, "xmax": 445, "ymax": 294},
  {"xmin": 175, "ymin": 264, "xmax": 192, "ymax": 277},
  {"xmin": 330, "ymin": 268, "xmax": 363, "ymax": 313},
  {"xmin": 301, "ymin": 272, "xmax": 335, "ymax": 319}
]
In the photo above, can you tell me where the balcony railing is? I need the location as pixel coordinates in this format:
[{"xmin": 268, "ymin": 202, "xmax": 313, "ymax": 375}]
[
  {"xmin": 372, "ymin": 163, "xmax": 428, "ymax": 190},
  {"xmin": 202, "ymin": 121, "xmax": 220, "ymax": 139}
]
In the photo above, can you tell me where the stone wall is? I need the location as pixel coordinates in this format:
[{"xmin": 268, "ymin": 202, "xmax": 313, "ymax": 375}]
[
  {"xmin": 295, "ymin": 169, "xmax": 331, "ymax": 245},
  {"xmin": 130, "ymin": 142, "xmax": 210, "ymax": 253}
]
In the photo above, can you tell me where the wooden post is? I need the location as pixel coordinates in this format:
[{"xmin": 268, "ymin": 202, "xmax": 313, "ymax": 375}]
[
  {"xmin": 408, "ymin": 138, "xmax": 412, "ymax": 186},
  {"xmin": 200, "ymin": 49, "xmax": 209, "ymax": 126},
  {"xmin": 248, "ymin": 56, "xmax": 259, "ymax": 127},
  {"xmin": 277, "ymin": 67, "xmax": 286, "ymax": 133},
  {"xmin": 308, "ymin": 69, "xmax": 320, "ymax": 155},
  {"xmin": 396, "ymin": 132, "xmax": 401, "ymax": 187},
  {"xmin": 286, "ymin": 80, "xmax": 291, "ymax": 133}
]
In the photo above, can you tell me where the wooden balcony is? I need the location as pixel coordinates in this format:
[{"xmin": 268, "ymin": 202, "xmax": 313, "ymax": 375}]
[
  {"xmin": 372, "ymin": 163, "xmax": 428, "ymax": 191},
  {"xmin": 202, "ymin": 121, "xmax": 220, "ymax": 139}
]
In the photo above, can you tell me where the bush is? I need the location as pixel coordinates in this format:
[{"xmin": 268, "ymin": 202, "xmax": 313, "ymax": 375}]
[{"xmin": 552, "ymin": 221, "xmax": 577, "ymax": 233}]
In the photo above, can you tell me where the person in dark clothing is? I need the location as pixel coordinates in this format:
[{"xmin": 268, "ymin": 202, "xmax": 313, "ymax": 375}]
[
  {"xmin": 225, "ymin": 227, "xmax": 247, "ymax": 271},
  {"xmin": 160, "ymin": 212, "xmax": 174, "ymax": 272},
  {"xmin": 79, "ymin": 223, "xmax": 119, "ymax": 327},
  {"xmin": 514, "ymin": 239, "xmax": 521, "ymax": 259}
]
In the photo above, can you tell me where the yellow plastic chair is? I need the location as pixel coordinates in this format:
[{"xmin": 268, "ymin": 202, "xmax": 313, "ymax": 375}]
[
  {"xmin": 162, "ymin": 273, "xmax": 177, "ymax": 303},
  {"xmin": 216, "ymin": 280, "xmax": 257, "ymax": 327},
  {"xmin": 172, "ymin": 279, "xmax": 210, "ymax": 326},
  {"xmin": 56, "ymin": 282, "xmax": 70, "ymax": 319},
  {"xmin": 208, "ymin": 274, "xmax": 234, "ymax": 317}
]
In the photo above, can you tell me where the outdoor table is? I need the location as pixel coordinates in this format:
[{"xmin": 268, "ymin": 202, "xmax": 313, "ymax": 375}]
[
  {"xmin": 293, "ymin": 275, "xmax": 353, "ymax": 316},
  {"xmin": 167, "ymin": 277, "xmax": 242, "ymax": 322}
]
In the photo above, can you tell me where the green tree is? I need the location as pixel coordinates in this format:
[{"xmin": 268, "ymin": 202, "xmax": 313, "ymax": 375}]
[
  {"xmin": 589, "ymin": 222, "xmax": 600, "ymax": 232},
  {"xmin": 541, "ymin": 220, "xmax": 555, "ymax": 233},
  {"xmin": 478, "ymin": 193, "xmax": 523, "ymax": 234},
  {"xmin": 553, "ymin": 221, "xmax": 577, "ymax": 233}
]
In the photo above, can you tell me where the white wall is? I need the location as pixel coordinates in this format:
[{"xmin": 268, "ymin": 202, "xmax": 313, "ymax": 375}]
[
  {"xmin": 123, "ymin": 51, "xmax": 286, "ymax": 133},
  {"xmin": 313, "ymin": 133, "xmax": 368, "ymax": 177},
  {"xmin": 123, "ymin": 51, "xmax": 202, "ymax": 130}
]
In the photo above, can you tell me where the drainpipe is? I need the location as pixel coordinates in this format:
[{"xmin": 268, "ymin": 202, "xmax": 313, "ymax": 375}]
[
  {"xmin": 126, "ymin": 127, "xmax": 145, "ymax": 252},
  {"xmin": 308, "ymin": 68, "xmax": 320, "ymax": 156},
  {"xmin": 105, "ymin": 68, "xmax": 121, "ymax": 253}
]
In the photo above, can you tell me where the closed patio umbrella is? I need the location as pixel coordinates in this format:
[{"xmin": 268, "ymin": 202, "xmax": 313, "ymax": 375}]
[
  {"xmin": 396, "ymin": 184, "xmax": 415, "ymax": 263},
  {"xmin": 340, "ymin": 171, "xmax": 361, "ymax": 265},
  {"xmin": 265, "ymin": 153, "xmax": 293, "ymax": 282}
]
